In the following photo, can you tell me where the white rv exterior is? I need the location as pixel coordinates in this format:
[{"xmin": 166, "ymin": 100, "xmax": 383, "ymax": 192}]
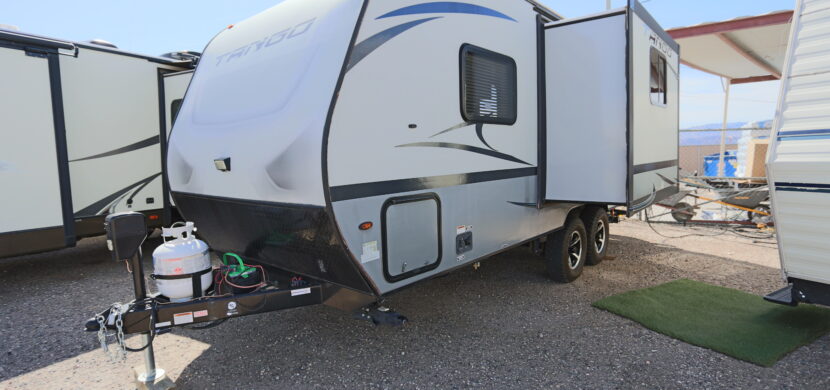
[
  {"xmin": 0, "ymin": 30, "xmax": 195, "ymax": 258},
  {"xmin": 167, "ymin": 0, "xmax": 679, "ymax": 305},
  {"xmin": 766, "ymin": 0, "xmax": 830, "ymax": 306}
]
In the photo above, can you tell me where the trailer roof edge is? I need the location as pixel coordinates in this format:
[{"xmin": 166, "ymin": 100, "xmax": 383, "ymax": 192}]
[
  {"xmin": 0, "ymin": 29, "xmax": 75, "ymax": 51},
  {"xmin": 525, "ymin": 0, "xmax": 563, "ymax": 21},
  {"xmin": 0, "ymin": 28, "xmax": 195, "ymax": 67}
]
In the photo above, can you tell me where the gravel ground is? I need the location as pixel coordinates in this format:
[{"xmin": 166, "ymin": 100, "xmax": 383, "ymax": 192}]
[{"xmin": 1, "ymin": 219, "xmax": 828, "ymax": 390}]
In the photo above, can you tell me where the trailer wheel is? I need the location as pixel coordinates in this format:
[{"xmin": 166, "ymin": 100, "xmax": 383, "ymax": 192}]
[
  {"xmin": 581, "ymin": 207, "xmax": 609, "ymax": 265},
  {"xmin": 671, "ymin": 202, "xmax": 694, "ymax": 223},
  {"xmin": 545, "ymin": 217, "xmax": 587, "ymax": 283}
]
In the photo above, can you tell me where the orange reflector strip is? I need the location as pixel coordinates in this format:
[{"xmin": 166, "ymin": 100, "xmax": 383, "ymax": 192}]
[{"xmin": 149, "ymin": 214, "xmax": 159, "ymax": 221}]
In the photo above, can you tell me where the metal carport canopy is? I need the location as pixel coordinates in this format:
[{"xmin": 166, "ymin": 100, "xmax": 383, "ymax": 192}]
[
  {"xmin": 666, "ymin": 10, "xmax": 794, "ymax": 177},
  {"xmin": 666, "ymin": 10, "xmax": 794, "ymax": 85}
]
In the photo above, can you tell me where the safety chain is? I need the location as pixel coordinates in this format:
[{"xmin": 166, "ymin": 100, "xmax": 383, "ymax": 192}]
[
  {"xmin": 96, "ymin": 302, "xmax": 129, "ymax": 362},
  {"xmin": 115, "ymin": 305, "xmax": 126, "ymax": 357}
]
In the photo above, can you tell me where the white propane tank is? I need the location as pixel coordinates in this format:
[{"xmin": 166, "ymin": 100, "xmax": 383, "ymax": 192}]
[{"xmin": 152, "ymin": 222, "xmax": 212, "ymax": 302}]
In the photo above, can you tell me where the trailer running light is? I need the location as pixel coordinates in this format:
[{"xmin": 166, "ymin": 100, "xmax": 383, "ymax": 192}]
[
  {"xmin": 148, "ymin": 214, "xmax": 159, "ymax": 221},
  {"xmin": 359, "ymin": 222, "xmax": 373, "ymax": 231}
]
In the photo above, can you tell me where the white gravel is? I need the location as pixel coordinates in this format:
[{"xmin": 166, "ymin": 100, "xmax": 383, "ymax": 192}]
[{"xmin": 0, "ymin": 219, "xmax": 827, "ymax": 389}]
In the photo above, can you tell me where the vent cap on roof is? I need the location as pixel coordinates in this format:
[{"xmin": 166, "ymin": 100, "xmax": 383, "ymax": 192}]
[
  {"xmin": 87, "ymin": 38, "xmax": 117, "ymax": 48},
  {"xmin": 160, "ymin": 50, "xmax": 202, "ymax": 64},
  {"xmin": 0, "ymin": 24, "xmax": 20, "ymax": 31}
]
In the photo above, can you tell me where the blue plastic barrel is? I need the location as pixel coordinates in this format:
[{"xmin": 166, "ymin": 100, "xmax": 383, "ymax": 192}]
[{"xmin": 703, "ymin": 151, "xmax": 737, "ymax": 177}]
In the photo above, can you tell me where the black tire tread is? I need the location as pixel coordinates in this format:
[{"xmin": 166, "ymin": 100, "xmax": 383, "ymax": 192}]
[
  {"xmin": 545, "ymin": 217, "xmax": 587, "ymax": 283},
  {"xmin": 581, "ymin": 207, "xmax": 609, "ymax": 266}
]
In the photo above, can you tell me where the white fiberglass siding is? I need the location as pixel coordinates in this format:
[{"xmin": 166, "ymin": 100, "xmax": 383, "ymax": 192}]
[{"xmin": 768, "ymin": 0, "xmax": 830, "ymax": 284}]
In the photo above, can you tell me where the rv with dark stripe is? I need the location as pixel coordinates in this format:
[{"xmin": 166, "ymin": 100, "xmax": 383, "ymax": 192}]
[
  {"xmin": 0, "ymin": 29, "xmax": 197, "ymax": 258},
  {"xmin": 167, "ymin": 0, "xmax": 679, "ymax": 306},
  {"xmin": 765, "ymin": 0, "xmax": 830, "ymax": 307}
]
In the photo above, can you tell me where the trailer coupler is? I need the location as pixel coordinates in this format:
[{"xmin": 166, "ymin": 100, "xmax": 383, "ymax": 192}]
[{"xmin": 86, "ymin": 284, "xmax": 325, "ymax": 335}]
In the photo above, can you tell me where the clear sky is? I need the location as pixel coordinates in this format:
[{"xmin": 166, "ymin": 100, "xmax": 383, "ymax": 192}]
[{"xmin": 0, "ymin": 0, "xmax": 793, "ymax": 128}]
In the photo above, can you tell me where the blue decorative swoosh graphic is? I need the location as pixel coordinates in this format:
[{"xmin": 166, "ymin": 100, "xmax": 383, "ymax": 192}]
[
  {"xmin": 348, "ymin": 17, "xmax": 441, "ymax": 71},
  {"xmin": 377, "ymin": 2, "xmax": 517, "ymax": 22}
]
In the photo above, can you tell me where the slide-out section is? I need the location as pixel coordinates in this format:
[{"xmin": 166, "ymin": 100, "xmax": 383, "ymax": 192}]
[
  {"xmin": 163, "ymin": 70, "xmax": 193, "ymax": 137},
  {"xmin": 61, "ymin": 48, "xmax": 168, "ymax": 222},
  {"xmin": 162, "ymin": 70, "xmax": 194, "ymax": 215},
  {"xmin": 543, "ymin": 2, "xmax": 679, "ymax": 213},
  {"xmin": 0, "ymin": 46, "xmax": 68, "ymax": 256}
]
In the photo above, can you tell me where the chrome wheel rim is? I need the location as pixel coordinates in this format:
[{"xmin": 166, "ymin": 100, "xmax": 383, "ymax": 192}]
[
  {"xmin": 568, "ymin": 231, "xmax": 583, "ymax": 269},
  {"xmin": 594, "ymin": 220, "xmax": 607, "ymax": 254}
]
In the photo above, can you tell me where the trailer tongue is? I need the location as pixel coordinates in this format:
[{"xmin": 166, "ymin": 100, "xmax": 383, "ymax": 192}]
[{"xmin": 86, "ymin": 212, "xmax": 405, "ymax": 385}]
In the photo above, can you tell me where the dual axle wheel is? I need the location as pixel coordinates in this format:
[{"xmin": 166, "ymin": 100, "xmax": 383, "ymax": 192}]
[{"xmin": 544, "ymin": 207, "xmax": 609, "ymax": 283}]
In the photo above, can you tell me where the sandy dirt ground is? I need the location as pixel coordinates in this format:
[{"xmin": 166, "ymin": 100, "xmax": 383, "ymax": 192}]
[{"xmin": 1, "ymin": 219, "xmax": 827, "ymax": 390}]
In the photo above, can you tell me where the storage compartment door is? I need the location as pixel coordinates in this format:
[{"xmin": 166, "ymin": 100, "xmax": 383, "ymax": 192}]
[
  {"xmin": 544, "ymin": 12, "xmax": 628, "ymax": 205},
  {"xmin": 0, "ymin": 48, "xmax": 68, "ymax": 255},
  {"xmin": 382, "ymin": 195, "xmax": 441, "ymax": 283}
]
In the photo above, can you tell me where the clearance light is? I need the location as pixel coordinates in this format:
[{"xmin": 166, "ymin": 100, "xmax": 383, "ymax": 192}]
[
  {"xmin": 148, "ymin": 214, "xmax": 160, "ymax": 221},
  {"xmin": 359, "ymin": 221, "xmax": 373, "ymax": 231}
]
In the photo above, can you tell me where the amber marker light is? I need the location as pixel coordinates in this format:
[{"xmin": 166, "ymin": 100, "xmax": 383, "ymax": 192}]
[{"xmin": 359, "ymin": 221, "xmax": 373, "ymax": 231}]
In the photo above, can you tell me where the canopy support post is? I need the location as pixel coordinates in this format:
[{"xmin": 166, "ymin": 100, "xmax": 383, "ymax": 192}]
[{"xmin": 718, "ymin": 78, "xmax": 732, "ymax": 177}]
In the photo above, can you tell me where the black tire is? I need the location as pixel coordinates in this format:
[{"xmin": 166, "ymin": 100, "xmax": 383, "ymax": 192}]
[
  {"xmin": 545, "ymin": 217, "xmax": 587, "ymax": 283},
  {"xmin": 581, "ymin": 207, "xmax": 609, "ymax": 266}
]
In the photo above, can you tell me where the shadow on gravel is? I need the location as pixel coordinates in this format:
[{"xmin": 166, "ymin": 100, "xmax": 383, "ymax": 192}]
[
  {"xmin": 1, "ymin": 232, "xmax": 825, "ymax": 389},
  {"xmin": 0, "ymin": 236, "xmax": 163, "ymax": 381}
]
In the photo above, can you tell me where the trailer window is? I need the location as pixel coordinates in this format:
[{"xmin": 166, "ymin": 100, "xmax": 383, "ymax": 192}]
[
  {"xmin": 171, "ymin": 99, "xmax": 183, "ymax": 125},
  {"xmin": 460, "ymin": 44, "xmax": 517, "ymax": 125},
  {"xmin": 650, "ymin": 48, "xmax": 667, "ymax": 106}
]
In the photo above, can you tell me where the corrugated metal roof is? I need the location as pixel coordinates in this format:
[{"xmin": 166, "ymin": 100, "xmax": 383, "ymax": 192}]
[{"xmin": 667, "ymin": 10, "xmax": 794, "ymax": 84}]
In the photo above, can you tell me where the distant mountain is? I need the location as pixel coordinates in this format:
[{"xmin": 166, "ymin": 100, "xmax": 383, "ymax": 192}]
[
  {"xmin": 687, "ymin": 121, "xmax": 748, "ymax": 130},
  {"xmin": 681, "ymin": 120, "xmax": 772, "ymax": 146}
]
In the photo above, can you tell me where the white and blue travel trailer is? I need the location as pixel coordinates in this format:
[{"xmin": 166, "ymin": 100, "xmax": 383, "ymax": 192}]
[
  {"xmin": 167, "ymin": 0, "xmax": 680, "ymax": 309},
  {"xmin": 765, "ymin": 0, "xmax": 830, "ymax": 307},
  {"xmin": 0, "ymin": 29, "xmax": 196, "ymax": 258}
]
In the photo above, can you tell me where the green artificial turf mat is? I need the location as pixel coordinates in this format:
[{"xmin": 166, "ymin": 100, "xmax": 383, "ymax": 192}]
[{"xmin": 593, "ymin": 279, "xmax": 830, "ymax": 366}]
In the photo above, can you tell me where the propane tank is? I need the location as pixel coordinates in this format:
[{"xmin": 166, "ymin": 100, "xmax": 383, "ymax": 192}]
[{"xmin": 152, "ymin": 222, "xmax": 212, "ymax": 302}]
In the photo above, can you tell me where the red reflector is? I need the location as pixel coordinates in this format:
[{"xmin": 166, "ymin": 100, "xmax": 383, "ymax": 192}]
[
  {"xmin": 148, "ymin": 214, "xmax": 159, "ymax": 221},
  {"xmin": 359, "ymin": 221, "xmax": 373, "ymax": 231}
]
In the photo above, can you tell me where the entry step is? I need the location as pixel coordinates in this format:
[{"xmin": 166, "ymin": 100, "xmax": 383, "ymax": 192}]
[{"xmin": 764, "ymin": 285, "xmax": 797, "ymax": 306}]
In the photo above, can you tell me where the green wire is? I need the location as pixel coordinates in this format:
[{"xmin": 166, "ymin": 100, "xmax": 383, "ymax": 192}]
[{"xmin": 222, "ymin": 252, "xmax": 254, "ymax": 278}]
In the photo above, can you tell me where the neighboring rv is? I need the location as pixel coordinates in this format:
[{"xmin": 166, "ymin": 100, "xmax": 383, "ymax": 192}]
[
  {"xmin": 765, "ymin": 0, "xmax": 830, "ymax": 307},
  {"xmin": 0, "ymin": 29, "xmax": 196, "ymax": 258},
  {"xmin": 166, "ymin": 0, "xmax": 679, "ymax": 308}
]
